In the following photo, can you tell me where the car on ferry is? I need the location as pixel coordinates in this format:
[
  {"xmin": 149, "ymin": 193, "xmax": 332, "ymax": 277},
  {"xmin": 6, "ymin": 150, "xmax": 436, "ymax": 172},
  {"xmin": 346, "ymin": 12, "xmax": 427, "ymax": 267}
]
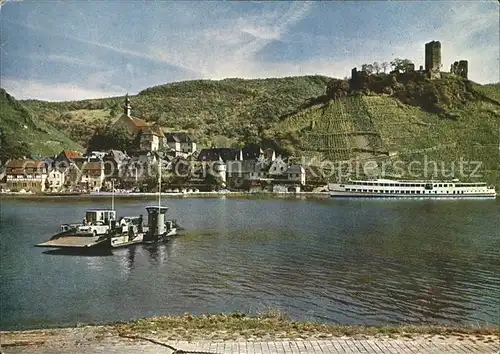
[{"xmin": 60, "ymin": 209, "xmax": 116, "ymax": 236}]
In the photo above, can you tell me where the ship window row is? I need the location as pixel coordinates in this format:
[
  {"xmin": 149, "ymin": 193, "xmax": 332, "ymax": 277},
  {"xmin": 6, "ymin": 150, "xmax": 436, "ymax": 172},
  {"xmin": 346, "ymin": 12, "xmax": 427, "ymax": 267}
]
[
  {"xmin": 455, "ymin": 183, "xmax": 486, "ymax": 187},
  {"xmin": 345, "ymin": 189, "xmax": 475, "ymax": 194},
  {"xmin": 349, "ymin": 182, "xmax": 489, "ymax": 188},
  {"xmin": 348, "ymin": 182, "xmax": 449, "ymax": 187}
]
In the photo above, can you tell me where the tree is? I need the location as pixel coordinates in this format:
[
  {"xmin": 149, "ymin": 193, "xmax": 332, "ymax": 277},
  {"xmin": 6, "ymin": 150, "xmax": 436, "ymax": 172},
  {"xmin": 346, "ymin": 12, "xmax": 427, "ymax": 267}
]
[
  {"xmin": 326, "ymin": 79, "xmax": 350, "ymax": 99},
  {"xmin": 87, "ymin": 125, "xmax": 136, "ymax": 153},
  {"xmin": 373, "ymin": 62, "xmax": 381, "ymax": 74},
  {"xmin": 381, "ymin": 62, "xmax": 389, "ymax": 73},
  {"xmin": 241, "ymin": 124, "xmax": 260, "ymax": 145},
  {"xmin": 0, "ymin": 128, "xmax": 31, "ymax": 164},
  {"xmin": 156, "ymin": 113, "xmax": 168, "ymax": 126},
  {"xmin": 361, "ymin": 63, "xmax": 374, "ymax": 74},
  {"xmin": 390, "ymin": 58, "xmax": 413, "ymax": 73},
  {"xmin": 204, "ymin": 171, "xmax": 225, "ymax": 190}
]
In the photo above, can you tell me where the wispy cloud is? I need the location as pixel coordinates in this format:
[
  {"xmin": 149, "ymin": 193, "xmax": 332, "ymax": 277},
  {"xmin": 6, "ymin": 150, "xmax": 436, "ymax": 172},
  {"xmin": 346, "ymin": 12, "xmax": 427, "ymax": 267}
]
[
  {"xmin": 2, "ymin": 78, "xmax": 124, "ymax": 101},
  {"xmin": 145, "ymin": 2, "xmax": 314, "ymax": 78},
  {"xmin": 1, "ymin": 1, "xmax": 498, "ymax": 101},
  {"xmin": 46, "ymin": 54, "xmax": 101, "ymax": 68}
]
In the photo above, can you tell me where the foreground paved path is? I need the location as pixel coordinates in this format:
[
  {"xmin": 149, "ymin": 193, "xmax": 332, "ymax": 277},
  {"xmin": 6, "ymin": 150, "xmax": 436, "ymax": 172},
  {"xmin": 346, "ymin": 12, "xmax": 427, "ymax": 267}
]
[{"xmin": 3, "ymin": 337, "xmax": 499, "ymax": 353}]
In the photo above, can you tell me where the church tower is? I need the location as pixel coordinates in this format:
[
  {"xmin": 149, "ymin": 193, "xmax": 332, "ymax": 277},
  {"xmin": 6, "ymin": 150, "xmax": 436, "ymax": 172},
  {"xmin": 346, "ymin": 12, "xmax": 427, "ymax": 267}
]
[{"xmin": 124, "ymin": 94, "xmax": 131, "ymax": 116}]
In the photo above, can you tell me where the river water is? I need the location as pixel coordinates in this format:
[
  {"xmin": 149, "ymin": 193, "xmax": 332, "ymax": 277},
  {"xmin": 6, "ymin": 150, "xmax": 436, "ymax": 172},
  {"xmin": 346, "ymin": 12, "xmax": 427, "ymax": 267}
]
[{"xmin": 1, "ymin": 196, "xmax": 499, "ymax": 330}]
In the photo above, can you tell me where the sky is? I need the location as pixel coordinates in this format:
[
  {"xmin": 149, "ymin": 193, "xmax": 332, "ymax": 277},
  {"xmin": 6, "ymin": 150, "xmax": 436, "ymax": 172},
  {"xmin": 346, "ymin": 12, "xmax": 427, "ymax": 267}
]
[{"xmin": 0, "ymin": 0, "xmax": 498, "ymax": 101}]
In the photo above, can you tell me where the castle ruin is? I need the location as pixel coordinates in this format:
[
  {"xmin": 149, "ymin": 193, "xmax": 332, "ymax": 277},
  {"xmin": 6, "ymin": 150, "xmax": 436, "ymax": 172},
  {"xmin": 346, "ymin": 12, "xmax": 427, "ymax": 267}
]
[
  {"xmin": 346, "ymin": 40, "xmax": 469, "ymax": 90},
  {"xmin": 450, "ymin": 60, "xmax": 468, "ymax": 79},
  {"xmin": 425, "ymin": 40, "xmax": 441, "ymax": 79}
]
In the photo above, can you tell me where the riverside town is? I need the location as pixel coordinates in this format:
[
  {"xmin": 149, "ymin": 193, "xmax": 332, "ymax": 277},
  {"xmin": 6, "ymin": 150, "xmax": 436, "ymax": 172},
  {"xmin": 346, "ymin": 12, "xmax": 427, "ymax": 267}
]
[{"xmin": 0, "ymin": 94, "xmax": 497, "ymax": 197}]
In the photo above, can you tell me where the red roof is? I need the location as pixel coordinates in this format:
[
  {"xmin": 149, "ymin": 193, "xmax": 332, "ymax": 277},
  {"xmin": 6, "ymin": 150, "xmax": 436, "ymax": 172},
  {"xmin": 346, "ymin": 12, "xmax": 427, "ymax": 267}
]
[
  {"xmin": 131, "ymin": 117, "xmax": 149, "ymax": 128},
  {"xmin": 62, "ymin": 150, "xmax": 82, "ymax": 160}
]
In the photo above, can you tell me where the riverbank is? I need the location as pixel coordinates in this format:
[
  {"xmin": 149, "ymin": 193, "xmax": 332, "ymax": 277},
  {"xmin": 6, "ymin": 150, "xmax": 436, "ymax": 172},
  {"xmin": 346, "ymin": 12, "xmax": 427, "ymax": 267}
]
[
  {"xmin": 1, "ymin": 313, "xmax": 498, "ymax": 353},
  {"xmin": 0, "ymin": 191, "xmax": 331, "ymax": 200}
]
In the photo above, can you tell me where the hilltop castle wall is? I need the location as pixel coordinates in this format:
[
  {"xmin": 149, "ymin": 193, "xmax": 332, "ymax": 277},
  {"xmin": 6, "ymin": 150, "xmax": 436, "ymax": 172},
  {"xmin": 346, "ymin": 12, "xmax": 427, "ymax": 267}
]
[{"xmin": 450, "ymin": 60, "xmax": 468, "ymax": 79}]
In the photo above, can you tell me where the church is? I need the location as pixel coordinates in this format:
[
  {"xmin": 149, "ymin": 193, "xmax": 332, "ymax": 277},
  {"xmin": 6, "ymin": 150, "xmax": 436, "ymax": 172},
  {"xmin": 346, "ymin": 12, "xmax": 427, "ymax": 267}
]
[{"xmin": 112, "ymin": 95, "xmax": 165, "ymax": 151}]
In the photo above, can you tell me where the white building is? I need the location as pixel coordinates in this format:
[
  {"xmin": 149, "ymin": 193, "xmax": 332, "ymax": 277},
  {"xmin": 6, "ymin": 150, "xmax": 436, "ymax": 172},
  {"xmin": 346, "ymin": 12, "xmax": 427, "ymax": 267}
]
[
  {"xmin": 46, "ymin": 167, "xmax": 66, "ymax": 192},
  {"xmin": 5, "ymin": 159, "xmax": 48, "ymax": 193},
  {"xmin": 80, "ymin": 161, "xmax": 105, "ymax": 192},
  {"xmin": 286, "ymin": 165, "xmax": 306, "ymax": 186},
  {"xmin": 165, "ymin": 132, "xmax": 197, "ymax": 156}
]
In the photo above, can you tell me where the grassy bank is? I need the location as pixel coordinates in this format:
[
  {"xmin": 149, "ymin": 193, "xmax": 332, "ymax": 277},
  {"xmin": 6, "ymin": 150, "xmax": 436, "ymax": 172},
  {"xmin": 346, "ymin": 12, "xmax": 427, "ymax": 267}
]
[
  {"xmin": 2, "ymin": 312, "xmax": 499, "ymax": 345},
  {"xmin": 112, "ymin": 311, "xmax": 499, "ymax": 341}
]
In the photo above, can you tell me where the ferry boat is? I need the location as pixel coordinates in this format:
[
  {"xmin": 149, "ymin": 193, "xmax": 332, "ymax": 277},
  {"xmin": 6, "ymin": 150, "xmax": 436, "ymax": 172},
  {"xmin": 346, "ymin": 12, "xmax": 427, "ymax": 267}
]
[
  {"xmin": 329, "ymin": 179, "xmax": 497, "ymax": 198},
  {"xmin": 37, "ymin": 162, "xmax": 180, "ymax": 250},
  {"xmin": 36, "ymin": 207, "xmax": 179, "ymax": 249},
  {"xmin": 107, "ymin": 207, "xmax": 178, "ymax": 248},
  {"xmin": 36, "ymin": 209, "xmax": 117, "ymax": 249}
]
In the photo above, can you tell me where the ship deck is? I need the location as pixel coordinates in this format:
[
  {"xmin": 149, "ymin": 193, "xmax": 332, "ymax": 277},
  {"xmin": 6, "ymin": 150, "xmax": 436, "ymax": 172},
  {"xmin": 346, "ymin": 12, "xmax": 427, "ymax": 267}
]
[{"xmin": 36, "ymin": 235, "xmax": 104, "ymax": 248}]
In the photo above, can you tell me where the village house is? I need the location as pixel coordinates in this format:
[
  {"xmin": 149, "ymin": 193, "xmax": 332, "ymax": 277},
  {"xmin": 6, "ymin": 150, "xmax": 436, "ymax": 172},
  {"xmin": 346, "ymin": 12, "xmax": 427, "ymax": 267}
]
[
  {"xmin": 84, "ymin": 151, "xmax": 107, "ymax": 160},
  {"xmin": 4, "ymin": 159, "xmax": 49, "ymax": 193},
  {"xmin": 226, "ymin": 160, "xmax": 257, "ymax": 187},
  {"xmin": 165, "ymin": 132, "xmax": 197, "ymax": 156},
  {"xmin": 267, "ymin": 156, "xmax": 289, "ymax": 177},
  {"xmin": 46, "ymin": 163, "xmax": 65, "ymax": 192},
  {"xmin": 54, "ymin": 150, "xmax": 82, "ymax": 166},
  {"xmin": 44, "ymin": 150, "xmax": 83, "ymax": 192},
  {"xmin": 241, "ymin": 144, "xmax": 263, "ymax": 160},
  {"xmin": 80, "ymin": 161, "xmax": 105, "ymax": 192},
  {"xmin": 112, "ymin": 95, "xmax": 164, "ymax": 152},
  {"xmin": 286, "ymin": 165, "xmax": 306, "ymax": 186},
  {"xmin": 103, "ymin": 150, "xmax": 129, "ymax": 179},
  {"xmin": 241, "ymin": 144, "xmax": 277, "ymax": 162},
  {"xmin": 139, "ymin": 124, "xmax": 164, "ymax": 152},
  {"xmin": 249, "ymin": 157, "xmax": 273, "ymax": 180},
  {"xmin": 123, "ymin": 151, "xmax": 161, "ymax": 182},
  {"xmin": 197, "ymin": 148, "xmax": 242, "ymax": 162}
]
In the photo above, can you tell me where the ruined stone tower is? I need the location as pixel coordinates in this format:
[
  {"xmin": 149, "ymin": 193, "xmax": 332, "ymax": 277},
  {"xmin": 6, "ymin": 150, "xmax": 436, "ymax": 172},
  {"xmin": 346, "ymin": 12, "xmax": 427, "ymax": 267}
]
[
  {"xmin": 450, "ymin": 60, "xmax": 468, "ymax": 79},
  {"xmin": 425, "ymin": 41, "xmax": 441, "ymax": 79}
]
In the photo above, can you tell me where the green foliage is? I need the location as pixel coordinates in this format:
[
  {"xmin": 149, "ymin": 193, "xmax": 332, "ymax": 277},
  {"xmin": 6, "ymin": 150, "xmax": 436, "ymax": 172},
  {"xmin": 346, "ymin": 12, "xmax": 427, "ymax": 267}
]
[
  {"xmin": 0, "ymin": 127, "xmax": 31, "ymax": 163},
  {"xmin": 471, "ymin": 83, "xmax": 500, "ymax": 104},
  {"xmin": 381, "ymin": 62, "xmax": 389, "ymax": 73},
  {"xmin": 204, "ymin": 171, "xmax": 225, "ymax": 190},
  {"xmin": 6, "ymin": 76, "xmax": 499, "ymax": 187},
  {"xmin": 361, "ymin": 63, "xmax": 374, "ymax": 74},
  {"xmin": 86, "ymin": 125, "xmax": 136, "ymax": 153},
  {"xmin": 274, "ymin": 82, "xmax": 500, "ymax": 185},
  {"xmin": 22, "ymin": 76, "xmax": 330, "ymax": 149},
  {"xmin": 393, "ymin": 75, "xmax": 477, "ymax": 114},
  {"xmin": 0, "ymin": 89, "xmax": 82, "ymax": 161},
  {"xmin": 326, "ymin": 79, "xmax": 350, "ymax": 99},
  {"xmin": 390, "ymin": 58, "xmax": 414, "ymax": 73}
]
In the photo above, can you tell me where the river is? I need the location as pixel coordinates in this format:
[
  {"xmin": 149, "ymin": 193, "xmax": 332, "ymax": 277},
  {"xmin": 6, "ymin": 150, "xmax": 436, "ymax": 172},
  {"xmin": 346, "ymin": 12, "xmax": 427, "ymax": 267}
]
[{"xmin": 1, "ymin": 196, "xmax": 499, "ymax": 330}]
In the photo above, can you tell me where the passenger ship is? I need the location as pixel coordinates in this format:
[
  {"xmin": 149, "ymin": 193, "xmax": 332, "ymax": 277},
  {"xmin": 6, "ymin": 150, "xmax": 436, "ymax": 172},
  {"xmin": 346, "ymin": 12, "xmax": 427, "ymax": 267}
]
[{"xmin": 329, "ymin": 179, "xmax": 496, "ymax": 198}]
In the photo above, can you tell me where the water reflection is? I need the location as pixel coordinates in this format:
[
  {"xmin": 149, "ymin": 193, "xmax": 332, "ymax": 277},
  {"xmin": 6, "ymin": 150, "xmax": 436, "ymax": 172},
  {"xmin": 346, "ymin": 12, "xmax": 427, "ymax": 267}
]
[
  {"xmin": 42, "ymin": 248, "xmax": 113, "ymax": 257},
  {"xmin": 1, "ymin": 197, "xmax": 499, "ymax": 330},
  {"xmin": 143, "ymin": 241, "xmax": 175, "ymax": 266},
  {"xmin": 127, "ymin": 246, "xmax": 136, "ymax": 270}
]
